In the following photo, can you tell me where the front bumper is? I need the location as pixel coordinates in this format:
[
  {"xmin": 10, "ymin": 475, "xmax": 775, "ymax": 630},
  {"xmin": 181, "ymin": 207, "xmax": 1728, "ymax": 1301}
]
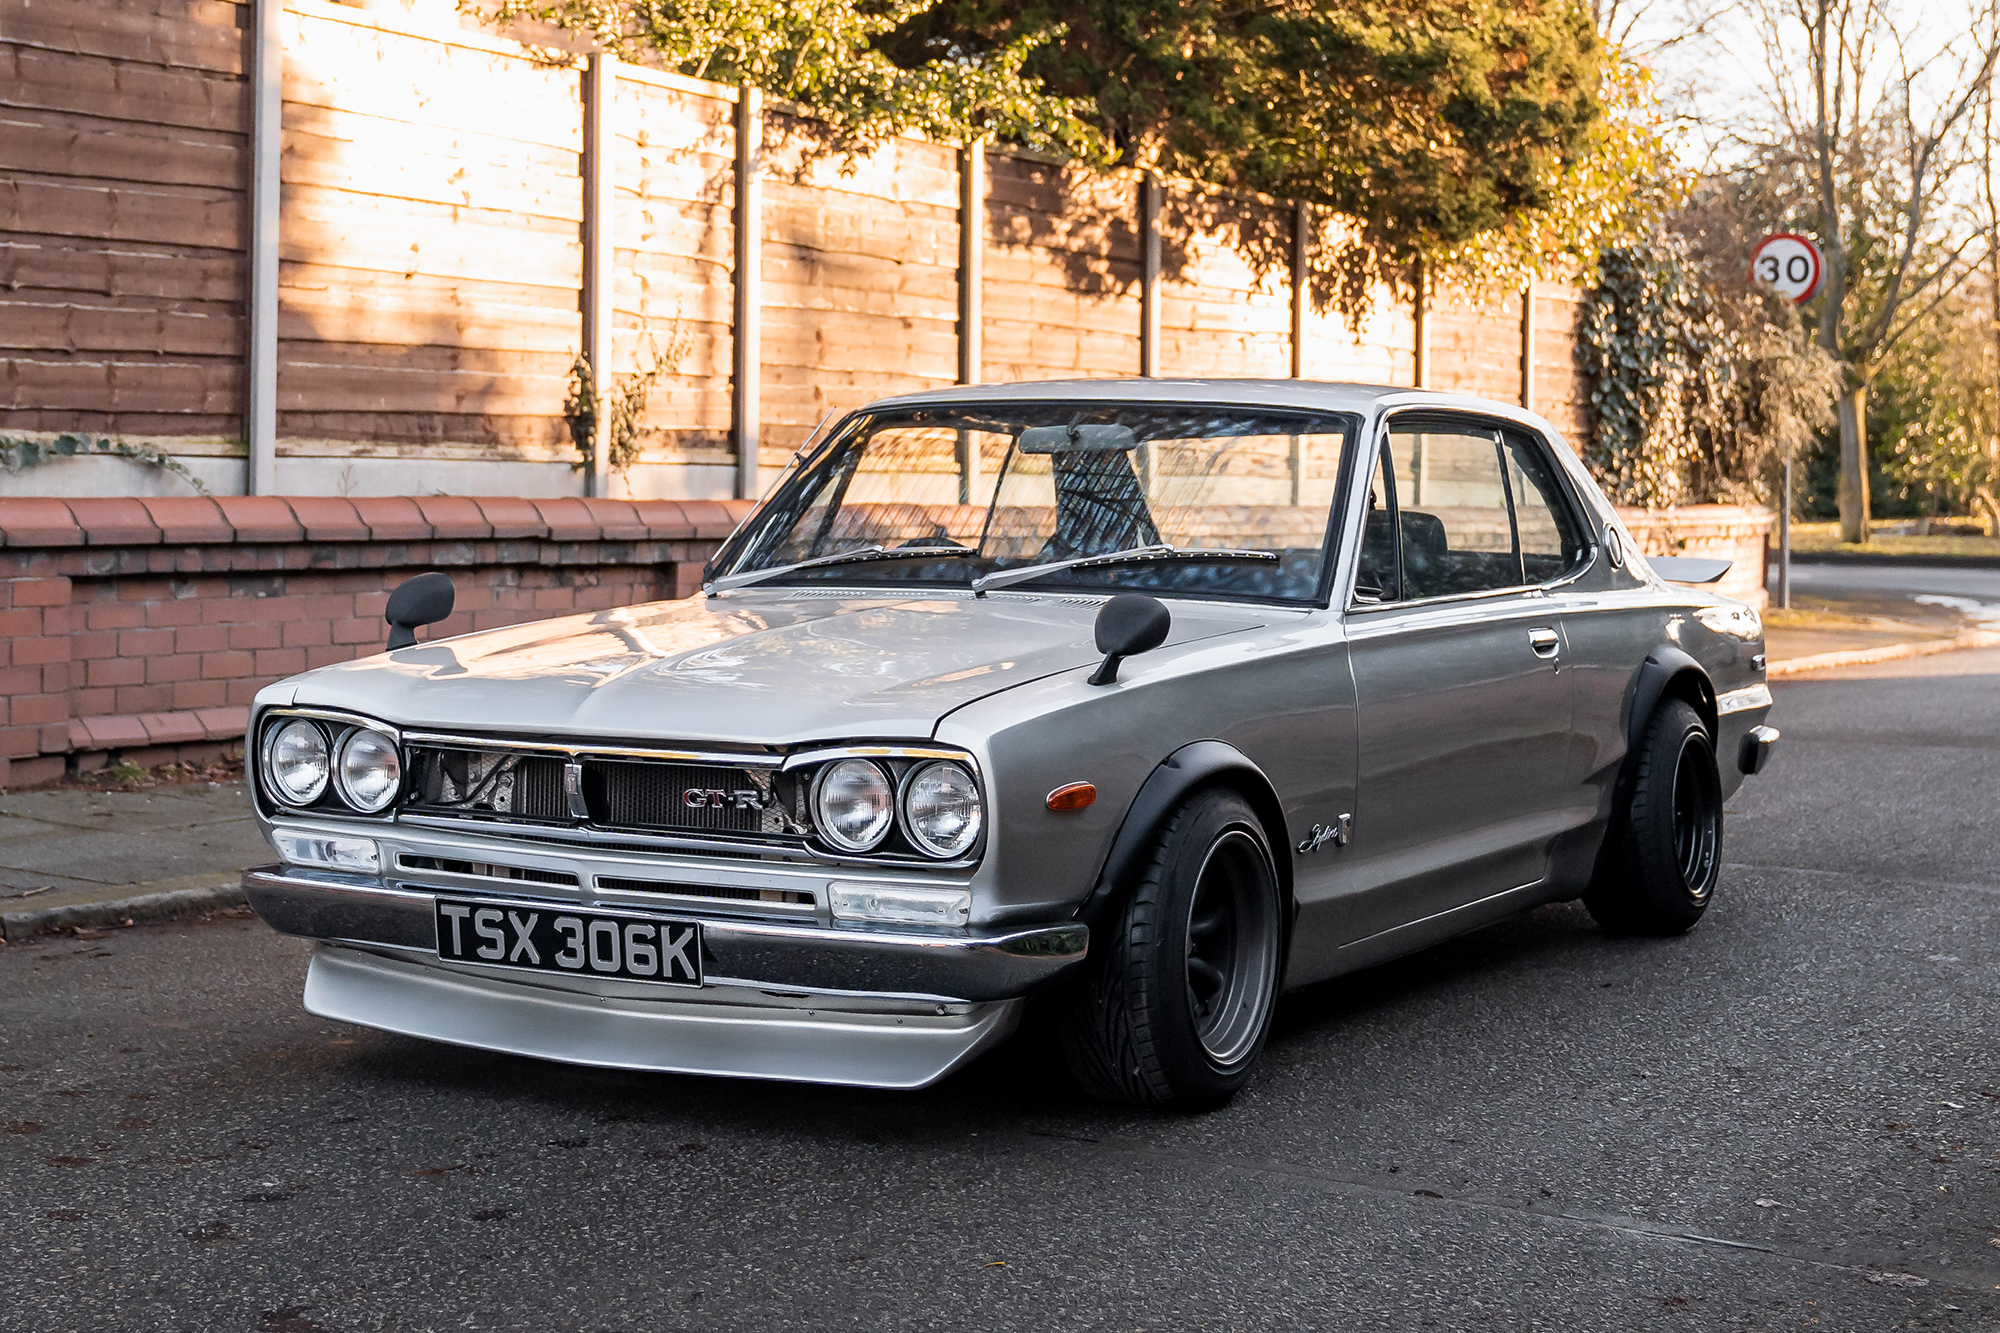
[{"xmin": 244, "ymin": 865, "xmax": 1089, "ymax": 1088}]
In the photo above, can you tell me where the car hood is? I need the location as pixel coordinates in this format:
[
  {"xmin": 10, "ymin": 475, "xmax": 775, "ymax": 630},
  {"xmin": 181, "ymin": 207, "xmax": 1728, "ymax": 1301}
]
[{"xmin": 286, "ymin": 591, "xmax": 1267, "ymax": 746}]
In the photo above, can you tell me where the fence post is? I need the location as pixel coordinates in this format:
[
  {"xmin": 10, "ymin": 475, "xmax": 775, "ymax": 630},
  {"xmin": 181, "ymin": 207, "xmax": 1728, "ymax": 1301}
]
[
  {"xmin": 1290, "ymin": 202, "xmax": 1309, "ymax": 379},
  {"xmin": 1139, "ymin": 174, "xmax": 1161, "ymax": 377},
  {"xmin": 581, "ymin": 53, "xmax": 616, "ymax": 496},
  {"xmin": 244, "ymin": 0, "xmax": 282, "ymax": 496},
  {"xmin": 733, "ymin": 85, "xmax": 764, "ymax": 502},
  {"xmin": 958, "ymin": 141, "xmax": 983, "ymax": 387},
  {"xmin": 1412, "ymin": 257, "xmax": 1429, "ymax": 389},
  {"xmin": 1519, "ymin": 280, "xmax": 1535, "ymax": 411}
]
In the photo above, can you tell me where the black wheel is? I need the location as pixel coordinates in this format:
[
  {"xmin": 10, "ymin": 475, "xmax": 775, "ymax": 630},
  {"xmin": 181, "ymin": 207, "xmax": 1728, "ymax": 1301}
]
[
  {"xmin": 1059, "ymin": 789, "xmax": 1283, "ymax": 1109},
  {"xmin": 1585, "ymin": 698, "xmax": 1722, "ymax": 935}
]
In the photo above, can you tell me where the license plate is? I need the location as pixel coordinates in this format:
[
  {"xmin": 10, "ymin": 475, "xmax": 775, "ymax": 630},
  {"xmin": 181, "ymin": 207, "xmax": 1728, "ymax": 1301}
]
[{"xmin": 434, "ymin": 896, "xmax": 702, "ymax": 987}]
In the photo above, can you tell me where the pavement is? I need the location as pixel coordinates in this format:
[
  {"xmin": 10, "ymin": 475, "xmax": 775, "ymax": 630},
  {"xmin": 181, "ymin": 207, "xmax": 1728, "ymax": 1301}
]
[{"xmin": 6, "ymin": 646, "xmax": 2000, "ymax": 1331}]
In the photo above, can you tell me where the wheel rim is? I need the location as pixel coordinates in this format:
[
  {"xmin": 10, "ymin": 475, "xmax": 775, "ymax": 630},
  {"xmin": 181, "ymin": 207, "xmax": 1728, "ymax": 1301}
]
[
  {"xmin": 1670, "ymin": 733, "xmax": 1721, "ymax": 900},
  {"xmin": 1183, "ymin": 827, "xmax": 1280, "ymax": 1066}
]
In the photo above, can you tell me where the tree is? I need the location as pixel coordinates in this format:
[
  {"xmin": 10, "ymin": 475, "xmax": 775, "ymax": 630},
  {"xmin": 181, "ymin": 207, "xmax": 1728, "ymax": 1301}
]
[
  {"xmin": 470, "ymin": 0, "xmax": 1108, "ymax": 159},
  {"xmin": 1744, "ymin": 0, "xmax": 2000, "ymax": 541}
]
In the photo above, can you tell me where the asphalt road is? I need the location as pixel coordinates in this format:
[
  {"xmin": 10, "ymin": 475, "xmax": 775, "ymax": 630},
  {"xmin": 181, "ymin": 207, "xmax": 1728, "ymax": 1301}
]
[
  {"xmin": 1777, "ymin": 560, "xmax": 2000, "ymax": 629},
  {"xmin": 7, "ymin": 654, "xmax": 2000, "ymax": 1332}
]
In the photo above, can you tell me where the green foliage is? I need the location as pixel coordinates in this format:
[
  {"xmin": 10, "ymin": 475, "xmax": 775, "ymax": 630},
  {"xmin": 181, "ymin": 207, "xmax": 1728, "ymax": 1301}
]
[
  {"xmin": 0, "ymin": 433, "xmax": 210, "ymax": 495},
  {"xmin": 563, "ymin": 324, "xmax": 687, "ymax": 477},
  {"xmin": 474, "ymin": 0, "xmax": 1107, "ymax": 161},
  {"xmin": 1577, "ymin": 236, "xmax": 1841, "ymax": 508},
  {"xmin": 887, "ymin": 0, "xmax": 1670, "ymax": 309}
]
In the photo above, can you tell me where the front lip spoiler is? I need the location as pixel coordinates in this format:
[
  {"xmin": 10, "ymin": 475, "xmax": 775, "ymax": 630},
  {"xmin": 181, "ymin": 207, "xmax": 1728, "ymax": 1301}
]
[{"xmin": 242, "ymin": 866, "xmax": 1089, "ymax": 1005}]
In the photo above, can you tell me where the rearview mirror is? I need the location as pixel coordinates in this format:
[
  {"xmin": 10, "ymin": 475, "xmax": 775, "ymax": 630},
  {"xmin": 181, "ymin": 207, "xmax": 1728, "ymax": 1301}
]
[
  {"xmin": 1018, "ymin": 423, "xmax": 1139, "ymax": 455},
  {"xmin": 385, "ymin": 571, "xmax": 455, "ymax": 650},
  {"xmin": 1088, "ymin": 593, "xmax": 1171, "ymax": 686}
]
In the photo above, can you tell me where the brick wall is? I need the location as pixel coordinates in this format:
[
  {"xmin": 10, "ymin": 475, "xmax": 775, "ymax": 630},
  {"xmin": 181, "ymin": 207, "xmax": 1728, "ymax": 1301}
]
[{"xmin": 0, "ymin": 495, "xmax": 752, "ymax": 785}]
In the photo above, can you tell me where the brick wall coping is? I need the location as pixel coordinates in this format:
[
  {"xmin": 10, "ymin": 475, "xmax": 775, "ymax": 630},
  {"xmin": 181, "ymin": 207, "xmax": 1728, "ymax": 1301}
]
[{"xmin": 0, "ymin": 496, "xmax": 758, "ymax": 550}]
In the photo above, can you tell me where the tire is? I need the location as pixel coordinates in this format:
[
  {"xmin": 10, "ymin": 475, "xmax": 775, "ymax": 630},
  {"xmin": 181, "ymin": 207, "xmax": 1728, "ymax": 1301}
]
[
  {"xmin": 1584, "ymin": 698, "xmax": 1723, "ymax": 936},
  {"xmin": 1059, "ymin": 789, "xmax": 1284, "ymax": 1109}
]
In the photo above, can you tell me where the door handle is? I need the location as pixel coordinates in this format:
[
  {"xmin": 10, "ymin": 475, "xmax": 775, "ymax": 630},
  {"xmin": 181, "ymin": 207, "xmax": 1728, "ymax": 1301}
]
[{"xmin": 1527, "ymin": 627, "xmax": 1561, "ymax": 657}]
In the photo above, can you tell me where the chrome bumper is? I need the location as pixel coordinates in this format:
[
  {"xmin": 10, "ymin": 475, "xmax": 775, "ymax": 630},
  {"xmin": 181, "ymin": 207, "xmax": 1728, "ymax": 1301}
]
[{"xmin": 243, "ymin": 866, "xmax": 1088, "ymax": 1005}]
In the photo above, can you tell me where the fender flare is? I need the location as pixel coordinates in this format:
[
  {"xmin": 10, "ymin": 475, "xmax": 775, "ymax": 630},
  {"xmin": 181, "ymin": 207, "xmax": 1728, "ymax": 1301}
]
[
  {"xmin": 1625, "ymin": 646, "xmax": 1717, "ymax": 756},
  {"xmin": 1074, "ymin": 740, "xmax": 1293, "ymax": 932}
]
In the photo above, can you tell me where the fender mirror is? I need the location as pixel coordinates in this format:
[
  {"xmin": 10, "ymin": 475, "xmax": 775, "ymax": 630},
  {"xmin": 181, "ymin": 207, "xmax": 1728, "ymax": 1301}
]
[
  {"xmin": 385, "ymin": 571, "xmax": 455, "ymax": 650},
  {"xmin": 1088, "ymin": 593, "xmax": 1171, "ymax": 686}
]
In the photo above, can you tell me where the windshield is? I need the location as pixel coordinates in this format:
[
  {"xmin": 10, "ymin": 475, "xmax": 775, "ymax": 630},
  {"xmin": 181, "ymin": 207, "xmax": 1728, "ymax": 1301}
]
[{"xmin": 711, "ymin": 402, "xmax": 1358, "ymax": 604}]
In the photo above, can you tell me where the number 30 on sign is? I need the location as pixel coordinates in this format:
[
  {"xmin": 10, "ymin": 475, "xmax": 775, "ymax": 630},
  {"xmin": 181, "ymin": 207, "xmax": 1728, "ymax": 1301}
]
[{"xmin": 1750, "ymin": 233, "xmax": 1824, "ymax": 304}]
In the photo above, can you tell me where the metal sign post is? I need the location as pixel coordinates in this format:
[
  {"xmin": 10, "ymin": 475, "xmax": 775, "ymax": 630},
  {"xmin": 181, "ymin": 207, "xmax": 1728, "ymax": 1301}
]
[{"xmin": 1750, "ymin": 233, "xmax": 1823, "ymax": 611}]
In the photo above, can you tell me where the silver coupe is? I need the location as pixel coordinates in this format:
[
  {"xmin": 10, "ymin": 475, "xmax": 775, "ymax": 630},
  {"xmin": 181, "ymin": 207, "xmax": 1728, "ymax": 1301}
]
[{"xmin": 242, "ymin": 380, "xmax": 1778, "ymax": 1108}]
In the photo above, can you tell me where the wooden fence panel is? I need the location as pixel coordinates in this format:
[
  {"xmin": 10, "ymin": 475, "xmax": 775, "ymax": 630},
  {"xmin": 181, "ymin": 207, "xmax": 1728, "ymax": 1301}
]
[
  {"xmin": 1533, "ymin": 282, "xmax": 1589, "ymax": 443},
  {"xmin": 982, "ymin": 155, "xmax": 1143, "ymax": 382},
  {"xmin": 1429, "ymin": 288, "xmax": 1527, "ymax": 405},
  {"xmin": 1155, "ymin": 190, "xmax": 1293, "ymax": 379},
  {"xmin": 0, "ymin": 0, "xmax": 248, "ymax": 443},
  {"xmin": 274, "ymin": 1, "xmax": 582, "ymax": 465}
]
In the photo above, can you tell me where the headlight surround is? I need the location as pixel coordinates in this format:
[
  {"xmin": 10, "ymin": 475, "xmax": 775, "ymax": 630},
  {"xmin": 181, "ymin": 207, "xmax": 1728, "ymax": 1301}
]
[
  {"xmin": 900, "ymin": 760, "xmax": 982, "ymax": 859},
  {"xmin": 811, "ymin": 759, "xmax": 895, "ymax": 852},
  {"xmin": 335, "ymin": 727, "xmax": 402, "ymax": 813},
  {"xmin": 263, "ymin": 719, "xmax": 330, "ymax": 806}
]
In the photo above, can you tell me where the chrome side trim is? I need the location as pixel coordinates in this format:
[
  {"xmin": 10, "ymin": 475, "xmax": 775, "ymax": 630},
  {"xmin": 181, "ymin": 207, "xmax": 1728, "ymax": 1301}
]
[
  {"xmin": 1717, "ymin": 682, "xmax": 1774, "ymax": 715},
  {"xmin": 244, "ymin": 866, "xmax": 1087, "ymax": 1004},
  {"xmin": 303, "ymin": 945, "xmax": 1022, "ymax": 1090}
]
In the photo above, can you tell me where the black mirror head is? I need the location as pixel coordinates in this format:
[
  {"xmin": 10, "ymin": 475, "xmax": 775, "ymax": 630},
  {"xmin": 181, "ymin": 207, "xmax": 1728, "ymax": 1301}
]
[
  {"xmin": 1088, "ymin": 593, "xmax": 1171, "ymax": 686},
  {"xmin": 385, "ymin": 571, "xmax": 456, "ymax": 650}
]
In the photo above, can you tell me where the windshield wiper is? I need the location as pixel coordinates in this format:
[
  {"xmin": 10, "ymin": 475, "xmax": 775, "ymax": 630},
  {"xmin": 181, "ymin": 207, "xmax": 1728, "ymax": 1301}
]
[
  {"xmin": 706, "ymin": 544, "xmax": 973, "ymax": 593},
  {"xmin": 971, "ymin": 544, "xmax": 1278, "ymax": 596}
]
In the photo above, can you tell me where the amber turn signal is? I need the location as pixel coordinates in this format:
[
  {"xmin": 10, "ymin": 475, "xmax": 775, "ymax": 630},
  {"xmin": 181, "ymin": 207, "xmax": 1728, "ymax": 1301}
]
[{"xmin": 1045, "ymin": 782, "xmax": 1096, "ymax": 811}]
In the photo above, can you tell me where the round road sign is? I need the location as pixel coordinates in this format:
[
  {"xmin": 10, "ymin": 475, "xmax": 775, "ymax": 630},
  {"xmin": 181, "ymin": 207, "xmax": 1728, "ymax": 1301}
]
[{"xmin": 1750, "ymin": 233, "xmax": 1824, "ymax": 304}]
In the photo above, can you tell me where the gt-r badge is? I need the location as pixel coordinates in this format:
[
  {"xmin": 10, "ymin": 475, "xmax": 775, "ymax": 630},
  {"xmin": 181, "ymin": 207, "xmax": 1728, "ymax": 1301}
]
[{"xmin": 1298, "ymin": 815, "xmax": 1352, "ymax": 854}]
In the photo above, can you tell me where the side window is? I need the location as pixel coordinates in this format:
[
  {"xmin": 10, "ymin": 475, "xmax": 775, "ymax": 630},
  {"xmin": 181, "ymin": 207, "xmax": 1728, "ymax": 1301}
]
[
  {"xmin": 1500, "ymin": 431, "xmax": 1587, "ymax": 583},
  {"xmin": 1354, "ymin": 442, "xmax": 1400, "ymax": 601},
  {"xmin": 1385, "ymin": 425, "xmax": 1518, "ymax": 599}
]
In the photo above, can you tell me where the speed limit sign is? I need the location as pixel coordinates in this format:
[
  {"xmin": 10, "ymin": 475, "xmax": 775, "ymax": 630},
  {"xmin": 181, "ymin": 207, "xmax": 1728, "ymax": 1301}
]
[{"xmin": 1750, "ymin": 233, "xmax": 1824, "ymax": 304}]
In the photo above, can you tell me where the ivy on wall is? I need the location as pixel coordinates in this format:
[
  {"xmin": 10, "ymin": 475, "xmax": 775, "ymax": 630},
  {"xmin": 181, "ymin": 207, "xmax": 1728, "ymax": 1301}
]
[{"xmin": 0, "ymin": 433, "xmax": 210, "ymax": 495}]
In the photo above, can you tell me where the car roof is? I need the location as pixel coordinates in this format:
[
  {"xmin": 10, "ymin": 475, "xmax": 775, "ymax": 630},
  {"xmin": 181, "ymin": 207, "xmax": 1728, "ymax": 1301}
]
[{"xmin": 865, "ymin": 378, "xmax": 1558, "ymax": 435}]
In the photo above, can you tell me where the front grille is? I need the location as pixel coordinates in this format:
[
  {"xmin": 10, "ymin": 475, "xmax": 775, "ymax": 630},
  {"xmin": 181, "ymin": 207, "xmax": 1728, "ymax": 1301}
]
[
  {"xmin": 598, "ymin": 875, "xmax": 815, "ymax": 906},
  {"xmin": 397, "ymin": 854, "xmax": 577, "ymax": 887},
  {"xmin": 406, "ymin": 746, "xmax": 568, "ymax": 822},
  {"xmin": 585, "ymin": 760, "xmax": 797, "ymax": 836}
]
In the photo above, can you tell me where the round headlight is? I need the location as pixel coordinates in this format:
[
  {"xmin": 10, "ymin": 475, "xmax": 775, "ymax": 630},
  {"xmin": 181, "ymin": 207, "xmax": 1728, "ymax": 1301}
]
[
  {"xmin": 335, "ymin": 727, "xmax": 402, "ymax": 813},
  {"xmin": 264, "ymin": 719, "xmax": 329, "ymax": 806},
  {"xmin": 901, "ymin": 761, "xmax": 982, "ymax": 858},
  {"xmin": 812, "ymin": 759, "xmax": 894, "ymax": 852}
]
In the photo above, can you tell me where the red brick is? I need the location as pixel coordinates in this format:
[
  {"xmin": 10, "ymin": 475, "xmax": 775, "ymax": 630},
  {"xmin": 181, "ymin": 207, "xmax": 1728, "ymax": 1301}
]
[
  {"xmin": 281, "ymin": 619, "xmax": 331, "ymax": 648},
  {"xmin": 532, "ymin": 588, "xmax": 575, "ymax": 611},
  {"xmin": 12, "ymin": 692, "xmax": 67, "ymax": 726},
  {"xmin": 7, "ymin": 754, "xmax": 65, "ymax": 784},
  {"xmin": 254, "ymin": 647, "xmax": 306, "ymax": 676},
  {"xmin": 224, "ymin": 678, "xmax": 266, "ymax": 705},
  {"xmin": 67, "ymin": 688, "xmax": 113, "ymax": 717},
  {"xmin": 213, "ymin": 496, "xmax": 305, "ymax": 542},
  {"xmin": 118, "ymin": 628, "xmax": 175, "ymax": 657},
  {"xmin": 200, "ymin": 650, "xmax": 255, "ymax": 679},
  {"xmin": 68, "ymin": 629, "xmax": 115, "ymax": 662},
  {"xmin": 0, "ymin": 499, "xmax": 85, "ymax": 546},
  {"xmin": 73, "ymin": 713, "xmax": 146, "ymax": 748},
  {"xmin": 303, "ymin": 592, "xmax": 356, "ymax": 621},
  {"xmin": 86, "ymin": 601, "xmax": 145, "ymax": 630},
  {"xmin": 628, "ymin": 499, "xmax": 702, "ymax": 540},
  {"xmin": 170, "ymin": 680, "xmax": 228, "ymax": 711},
  {"xmin": 0, "ymin": 724, "xmax": 40, "ymax": 759},
  {"xmin": 288, "ymin": 497, "xmax": 371, "ymax": 542},
  {"xmin": 227, "ymin": 621, "xmax": 284, "ymax": 650},
  {"xmin": 195, "ymin": 705, "xmax": 250, "ymax": 739},
  {"xmin": 138, "ymin": 711, "xmax": 204, "ymax": 745},
  {"xmin": 0, "ymin": 665, "xmax": 40, "ymax": 695},
  {"xmin": 529, "ymin": 497, "xmax": 601, "ymax": 541},
  {"xmin": 414, "ymin": 496, "xmax": 492, "ymax": 540},
  {"xmin": 576, "ymin": 498, "xmax": 648, "ymax": 540},
  {"xmin": 145, "ymin": 654, "xmax": 199, "ymax": 684},
  {"xmin": 12, "ymin": 635, "xmax": 69, "ymax": 666},
  {"xmin": 330, "ymin": 617, "xmax": 378, "ymax": 646},
  {"xmin": 140, "ymin": 496, "xmax": 234, "ymax": 544},
  {"xmin": 66, "ymin": 497, "xmax": 162, "ymax": 546},
  {"xmin": 173, "ymin": 625, "xmax": 230, "ymax": 654},
  {"xmin": 351, "ymin": 497, "xmax": 431, "ymax": 541},
  {"xmin": 0, "ymin": 607, "xmax": 38, "ymax": 637},
  {"xmin": 354, "ymin": 589, "xmax": 389, "ymax": 619},
  {"xmin": 88, "ymin": 657, "xmax": 145, "ymax": 688},
  {"xmin": 9, "ymin": 576, "xmax": 71, "ymax": 607},
  {"xmin": 40, "ymin": 662, "xmax": 69, "ymax": 694},
  {"xmin": 115, "ymin": 684, "xmax": 174, "ymax": 714},
  {"xmin": 472, "ymin": 496, "xmax": 549, "ymax": 539},
  {"xmin": 144, "ymin": 598, "xmax": 203, "ymax": 627}
]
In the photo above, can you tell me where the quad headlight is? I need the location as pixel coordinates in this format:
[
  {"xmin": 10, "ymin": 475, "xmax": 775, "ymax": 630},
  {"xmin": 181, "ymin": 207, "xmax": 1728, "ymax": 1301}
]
[
  {"xmin": 808, "ymin": 755, "xmax": 983, "ymax": 860},
  {"xmin": 901, "ymin": 761, "xmax": 982, "ymax": 858},
  {"xmin": 263, "ymin": 718, "xmax": 330, "ymax": 806},
  {"xmin": 335, "ymin": 727, "xmax": 402, "ymax": 813},
  {"xmin": 812, "ymin": 759, "xmax": 896, "ymax": 852}
]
